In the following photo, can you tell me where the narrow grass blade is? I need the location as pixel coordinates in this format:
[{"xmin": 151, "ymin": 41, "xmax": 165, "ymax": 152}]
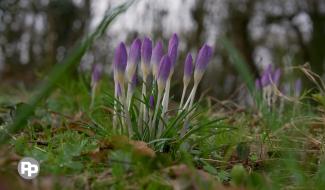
[{"xmin": 0, "ymin": 1, "xmax": 134, "ymax": 145}]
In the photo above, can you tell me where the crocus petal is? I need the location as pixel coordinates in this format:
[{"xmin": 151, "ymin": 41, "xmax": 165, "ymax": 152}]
[
  {"xmin": 152, "ymin": 41, "xmax": 164, "ymax": 78},
  {"xmin": 157, "ymin": 55, "xmax": 172, "ymax": 84},
  {"xmin": 168, "ymin": 33, "xmax": 179, "ymax": 67},
  {"xmin": 141, "ymin": 37, "xmax": 152, "ymax": 65},
  {"xmin": 183, "ymin": 53, "xmax": 193, "ymax": 86},
  {"xmin": 260, "ymin": 64, "xmax": 272, "ymax": 87},
  {"xmin": 115, "ymin": 82, "xmax": 122, "ymax": 97},
  {"xmin": 149, "ymin": 95, "xmax": 155, "ymax": 110},
  {"xmin": 126, "ymin": 38, "xmax": 141, "ymax": 81},
  {"xmin": 184, "ymin": 53, "xmax": 193, "ymax": 78},
  {"xmin": 114, "ymin": 42, "xmax": 128, "ymax": 72},
  {"xmin": 129, "ymin": 38, "xmax": 142, "ymax": 65},
  {"xmin": 195, "ymin": 44, "xmax": 213, "ymax": 72},
  {"xmin": 130, "ymin": 74, "xmax": 138, "ymax": 91},
  {"xmin": 272, "ymin": 68, "xmax": 281, "ymax": 86},
  {"xmin": 262, "ymin": 64, "xmax": 272, "ymax": 77},
  {"xmin": 294, "ymin": 78, "xmax": 302, "ymax": 97},
  {"xmin": 91, "ymin": 64, "xmax": 102, "ymax": 86},
  {"xmin": 261, "ymin": 72, "xmax": 271, "ymax": 87},
  {"xmin": 255, "ymin": 79, "xmax": 262, "ymax": 90}
]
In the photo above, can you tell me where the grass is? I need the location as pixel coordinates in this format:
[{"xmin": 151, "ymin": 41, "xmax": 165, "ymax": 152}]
[
  {"xmin": 1, "ymin": 67, "xmax": 325, "ymax": 189},
  {"xmin": 1, "ymin": 2, "xmax": 325, "ymax": 189}
]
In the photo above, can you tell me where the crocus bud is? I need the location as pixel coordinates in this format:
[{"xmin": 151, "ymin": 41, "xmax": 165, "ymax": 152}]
[
  {"xmin": 141, "ymin": 37, "xmax": 152, "ymax": 80},
  {"xmin": 91, "ymin": 64, "xmax": 102, "ymax": 88},
  {"xmin": 149, "ymin": 95, "xmax": 155, "ymax": 110},
  {"xmin": 261, "ymin": 64, "xmax": 272, "ymax": 87},
  {"xmin": 294, "ymin": 78, "xmax": 302, "ymax": 97},
  {"xmin": 262, "ymin": 64, "xmax": 272, "ymax": 76},
  {"xmin": 183, "ymin": 53, "xmax": 193, "ymax": 85},
  {"xmin": 261, "ymin": 73, "xmax": 270, "ymax": 87},
  {"xmin": 168, "ymin": 33, "xmax": 179, "ymax": 70},
  {"xmin": 272, "ymin": 68, "xmax": 281, "ymax": 87},
  {"xmin": 114, "ymin": 42, "xmax": 128, "ymax": 86},
  {"xmin": 260, "ymin": 65, "xmax": 281, "ymax": 88},
  {"xmin": 194, "ymin": 44, "xmax": 213, "ymax": 83},
  {"xmin": 157, "ymin": 55, "xmax": 172, "ymax": 92},
  {"xmin": 152, "ymin": 41, "xmax": 164, "ymax": 79},
  {"xmin": 126, "ymin": 38, "xmax": 141, "ymax": 82},
  {"xmin": 255, "ymin": 79, "xmax": 262, "ymax": 90}
]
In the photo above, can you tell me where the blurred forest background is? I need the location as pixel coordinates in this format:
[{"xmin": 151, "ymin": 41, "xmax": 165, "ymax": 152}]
[{"xmin": 0, "ymin": 0, "xmax": 325, "ymax": 99}]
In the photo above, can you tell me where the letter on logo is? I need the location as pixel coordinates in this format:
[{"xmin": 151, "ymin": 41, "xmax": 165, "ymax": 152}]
[
  {"xmin": 18, "ymin": 157, "xmax": 40, "ymax": 179},
  {"xmin": 20, "ymin": 162, "xmax": 39, "ymax": 177}
]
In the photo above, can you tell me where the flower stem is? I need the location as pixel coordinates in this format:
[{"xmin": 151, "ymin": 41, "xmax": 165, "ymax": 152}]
[
  {"xmin": 151, "ymin": 92, "xmax": 162, "ymax": 138},
  {"xmin": 120, "ymin": 85, "xmax": 133, "ymax": 137},
  {"xmin": 183, "ymin": 83, "xmax": 198, "ymax": 111},
  {"xmin": 113, "ymin": 85, "xmax": 118, "ymax": 133},
  {"xmin": 188, "ymin": 83, "xmax": 198, "ymax": 109},
  {"xmin": 126, "ymin": 83, "xmax": 133, "ymax": 110},
  {"xmin": 138, "ymin": 81, "xmax": 147, "ymax": 133},
  {"xmin": 162, "ymin": 78, "xmax": 171, "ymax": 115},
  {"xmin": 179, "ymin": 84, "xmax": 188, "ymax": 112},
  {"xmin": 90, "ymin": 84, "xmax": 97, "ymax": 109}
]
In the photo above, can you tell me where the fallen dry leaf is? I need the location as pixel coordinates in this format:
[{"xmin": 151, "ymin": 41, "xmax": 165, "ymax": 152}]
[
  {"xmin": 130, "ymin": 140, "xmax": 156, "ymax": 158},
  {"xmin": 165, "ymin": 164, "xmax": 245, "ymax": 190},
  {"xmin": 66, "ymin": 122, "xmax": 95, "ymax": 136}
]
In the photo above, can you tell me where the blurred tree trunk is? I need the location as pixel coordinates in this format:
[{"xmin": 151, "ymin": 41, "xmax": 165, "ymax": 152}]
[
  {"xmin": 265, "ymin": 0, "xmax": 325, "ymax": 76},
  {"xmin": 188, "ymin": 0, "xmax": 206, "ymax": 49},
  {"xmin": 308, "ymin": 1, "xmax": 325, "ymax": 76},
  {"xmin": 0, "ymin": 0, "xmax": 31, "ymax": 81},
  {"xmin": 45, "ymin": 0, "xmax": 91, "ymax": 76},
  {"xmin": 0, "ymin": 0, "xmax": 92, "ymax": 83},
  {"xmin": 46, "ymin": 0, "xmax": 78, "ymax": 68},
  {"xmin": 227, "ymin": 0, "xmax": 259, "ymax": 78}
]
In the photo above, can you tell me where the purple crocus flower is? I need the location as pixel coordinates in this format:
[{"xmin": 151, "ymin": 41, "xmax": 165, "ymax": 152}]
[
  {"xmin": 183, "ymin": 53, "xmax": 193, "ymax": 82},
  {"xmin": 294, "ymin": 78, "xmax": 302, "ymax": 97},
  {"xmin": 273, "ymin": 68, "xmax": 281, "ymax": 86},
  {"xmin": 141, "ymin": 37, "xmax": 152, "ymax": 65},
  {"xmin": 126, "ymin": 38, "xmax": 141, "ymax": 82},
  {"xmin": 261, "ymin": 65, "xmax": 272, "ymax": 86},
  {"xmin": 168, "ymin": 33, "xmax": 179, "ymax": 68},
  {"xmin": 149, "ymin": 95, "xmax": 155, "ymax": 110},
  {"xmin": 115, "ymin": 82, "xmax": 122, "ymax": 97},
  {"xmin": 141, "ymin": 37, "xmax": 152, "ymax": 80},
  {"xmin": 113, "ymin": 42, "xmax": 127, "ymax": 98},
  {"xmin": 157, "ymin": 55, "xmax": 172, "ymax": 90},
  {"xmin": 129, "ymin": 38, "xmax": 142, "ymax": 64},
  {"xmin": 152, "ymin": 40, "xmax": 164, "ymax": 78},
  {"xmin": 130, "ymin": 74, "xmax": 138, "ymax": 91},
  {"xmin": 255, "ymin": 79, "xmax": 262, "ymax": 90},
  {"xmin": 262, "ymin": 64, "xmax": 272, "ymax": 77},
  {"xmin": 258, "ymin": 64, "xmax": 281, "ymax": 88},
  {"xmin": 194, "ymin": 44, "xmax": 213, "ymax": 74},
  {"xmin": 114, "ymin": 42, "xmax": 128, "ymax": 73},
  {"xmin": 91, "ymin": 64, "xmax": 102, "ymax": 87}
]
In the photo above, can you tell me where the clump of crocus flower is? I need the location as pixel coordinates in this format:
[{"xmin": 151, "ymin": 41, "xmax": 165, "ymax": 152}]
[
  {"xmin": 110, "ymin": 34, "xmax": 213, "ymax": 139},
  {"xmin": 255, "ymin": 64, "xmax": 304, "ymax": 110},
  {"xmin": 183, "ymin": 44, "xmax": 213, "ymax": 110},
  {"xmin": 255, "ymin": 64, "xmax": 281, "ymax": 107}
]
